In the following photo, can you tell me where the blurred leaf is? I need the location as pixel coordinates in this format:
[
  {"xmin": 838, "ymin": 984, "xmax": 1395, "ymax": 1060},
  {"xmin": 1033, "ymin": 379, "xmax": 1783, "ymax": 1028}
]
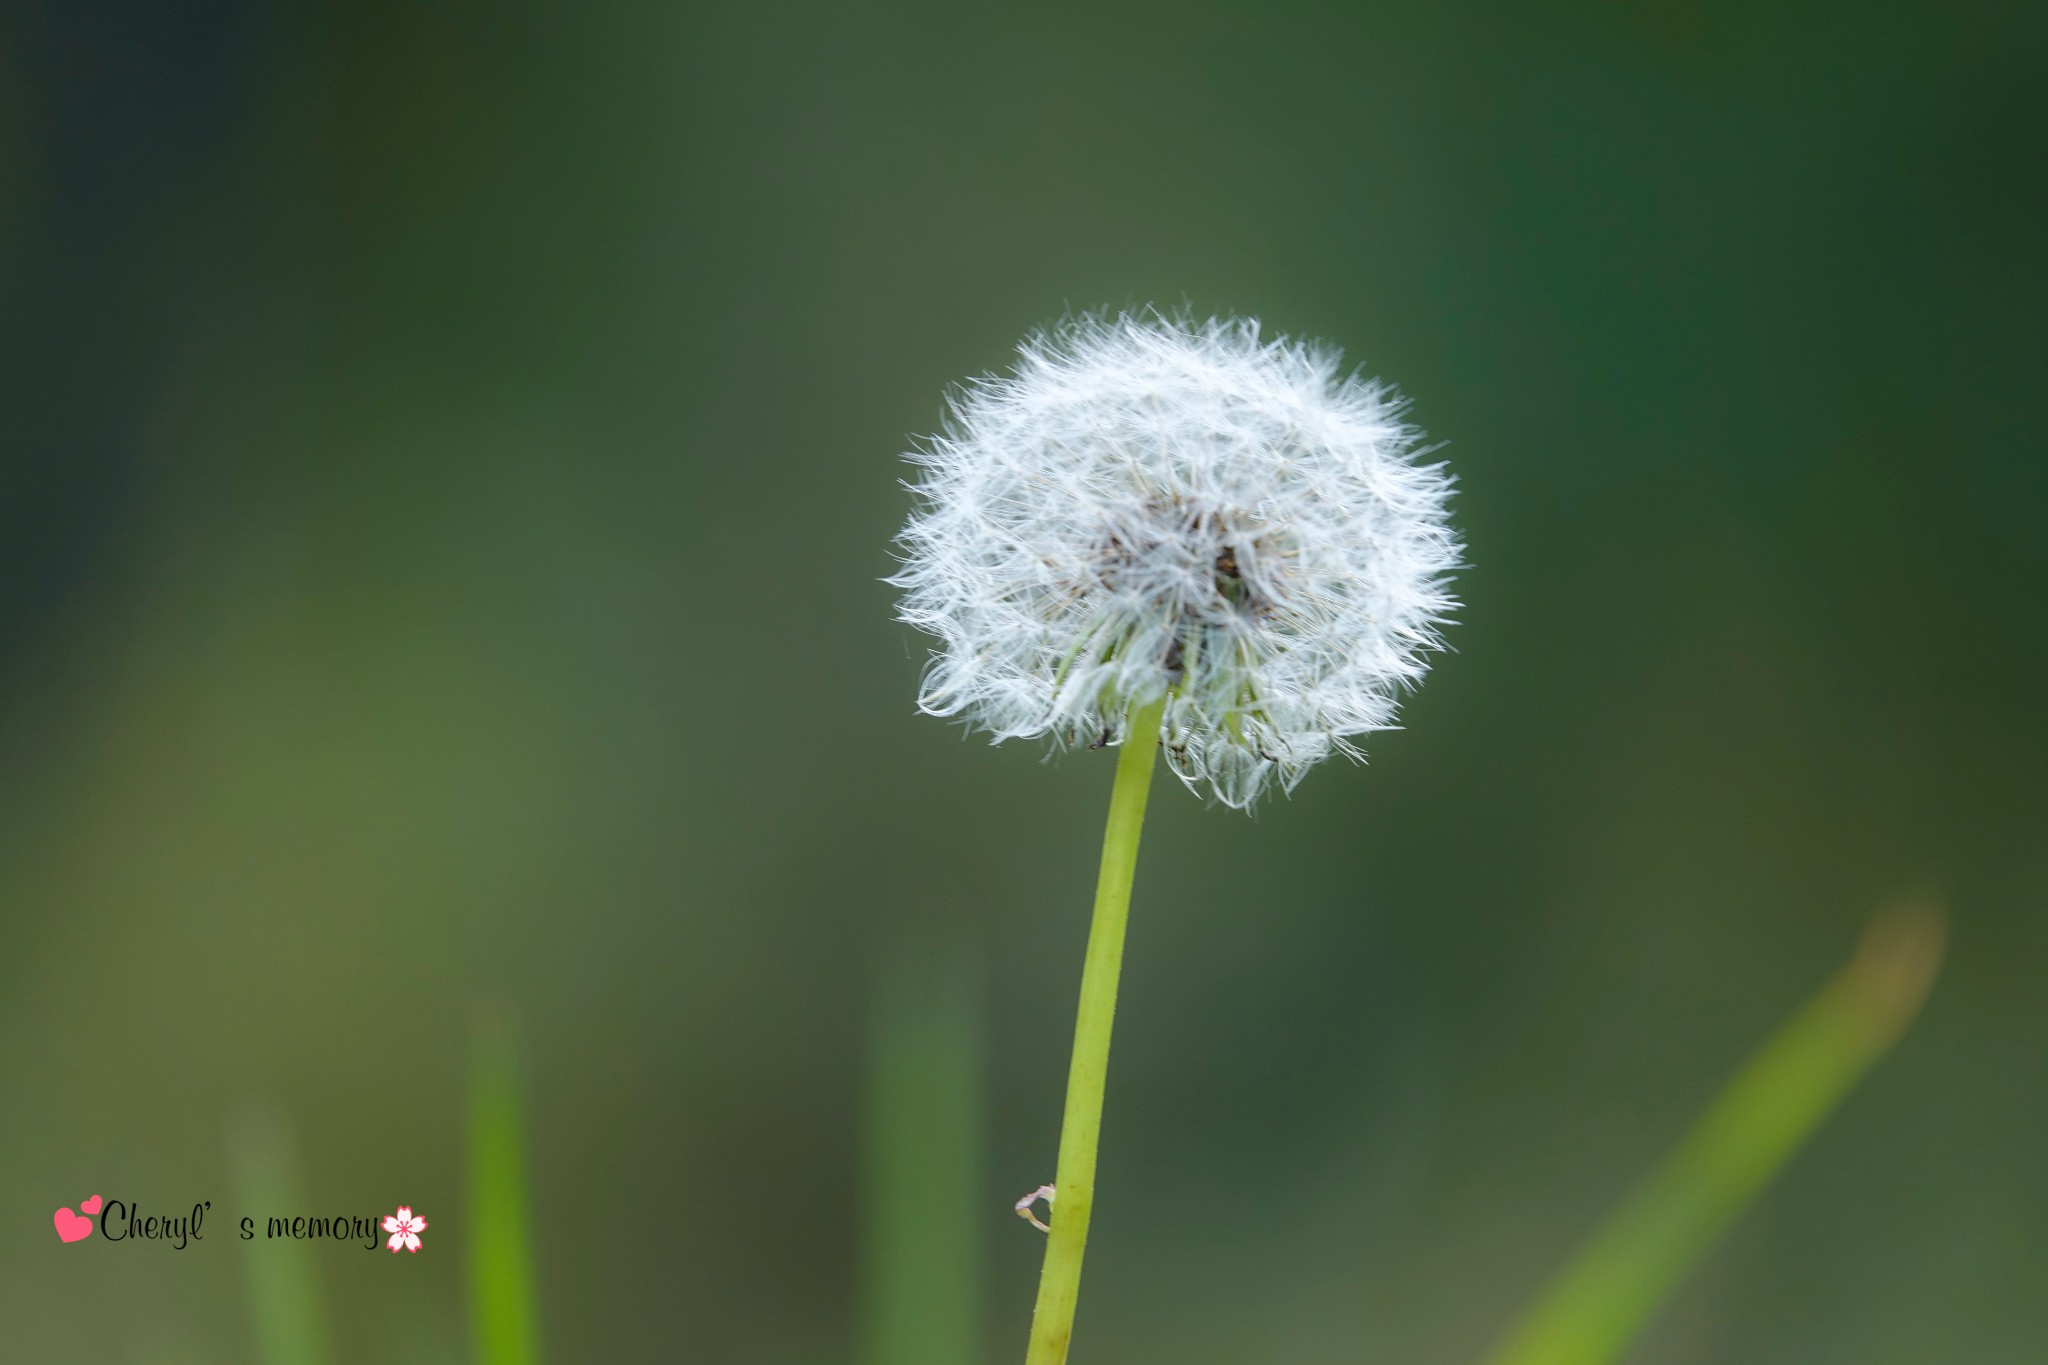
[
  {"xmin": 470, "ymin": 1006, "xmax": 543, "ymax": 1365},
  {"xmin": 1487, "ymin": 896, "xmax": 1947, "ymax": 1365}
]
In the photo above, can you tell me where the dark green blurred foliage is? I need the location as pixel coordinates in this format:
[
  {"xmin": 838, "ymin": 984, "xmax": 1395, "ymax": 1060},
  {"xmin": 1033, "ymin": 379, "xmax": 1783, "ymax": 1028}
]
[{"xmin": 2, "ymin": 0, "xmax": 2044, "ymax": 1360}]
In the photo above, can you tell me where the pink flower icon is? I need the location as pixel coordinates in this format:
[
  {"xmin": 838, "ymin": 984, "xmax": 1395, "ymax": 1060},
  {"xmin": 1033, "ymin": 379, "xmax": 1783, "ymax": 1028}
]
[{"xmin": 382, "ymin": 1206, "xmax": 427, "ymax": 1254}]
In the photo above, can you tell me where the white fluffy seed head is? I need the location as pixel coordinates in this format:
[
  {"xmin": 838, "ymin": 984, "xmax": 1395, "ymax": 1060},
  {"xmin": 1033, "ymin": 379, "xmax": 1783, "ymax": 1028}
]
[{"xmin": 891, "ymin": 312, "xmax": 1463, "ymax": 808}]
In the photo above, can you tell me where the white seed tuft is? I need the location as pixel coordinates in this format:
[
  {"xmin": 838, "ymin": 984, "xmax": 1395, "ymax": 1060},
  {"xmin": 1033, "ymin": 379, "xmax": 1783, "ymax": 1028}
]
[{"xmin": 891, "ymin": 312, "xmax": 1463, "ymax": 808}]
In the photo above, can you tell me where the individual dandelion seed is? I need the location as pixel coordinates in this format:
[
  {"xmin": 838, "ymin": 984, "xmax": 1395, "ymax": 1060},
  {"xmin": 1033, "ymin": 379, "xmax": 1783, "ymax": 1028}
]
[
  {"xmin": 887, "ymin": 311, "xmax": 1463, "ymax": 1365},
  {"xmin": 892, "ymin": 311, "xmax": 1461, "ymax": 809}
]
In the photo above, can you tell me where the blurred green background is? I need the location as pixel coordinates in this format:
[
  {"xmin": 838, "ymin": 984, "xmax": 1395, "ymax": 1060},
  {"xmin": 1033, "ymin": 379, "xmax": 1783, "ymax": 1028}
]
[{"xmin": 3, "ymin": 0, "xmax": 2044, "ymax": 1360}]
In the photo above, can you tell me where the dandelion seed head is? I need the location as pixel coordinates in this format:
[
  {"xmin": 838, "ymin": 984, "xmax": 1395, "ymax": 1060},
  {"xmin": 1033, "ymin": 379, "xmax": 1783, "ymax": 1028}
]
[{"xmin": 891, "ymin": 312, "xmax": 1462, "ymax": 808}]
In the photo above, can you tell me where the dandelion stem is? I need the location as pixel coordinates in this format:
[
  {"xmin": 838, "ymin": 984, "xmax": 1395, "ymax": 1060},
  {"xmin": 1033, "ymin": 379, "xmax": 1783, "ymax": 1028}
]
[{"xmin": 1025, "ymin": 692, "xmax": 1168, "ymax": 1365}]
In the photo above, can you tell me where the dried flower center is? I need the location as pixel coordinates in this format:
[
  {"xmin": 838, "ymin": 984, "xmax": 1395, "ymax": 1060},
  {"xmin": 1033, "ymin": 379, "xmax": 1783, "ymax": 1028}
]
[
  {"xmin": 1212, "ymin": 545, "xmax": 1246, "ymax": 605},
  {"xmin": 1081, "ymin": 494, "xmax": 1295, "ymax": 683}
]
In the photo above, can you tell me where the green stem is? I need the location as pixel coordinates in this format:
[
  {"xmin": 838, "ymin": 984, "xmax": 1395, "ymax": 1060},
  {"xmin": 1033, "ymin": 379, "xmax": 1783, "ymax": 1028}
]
[{"xmin": 1024, "ymin": 693, "xmax": 1169, "ymax": 1365}]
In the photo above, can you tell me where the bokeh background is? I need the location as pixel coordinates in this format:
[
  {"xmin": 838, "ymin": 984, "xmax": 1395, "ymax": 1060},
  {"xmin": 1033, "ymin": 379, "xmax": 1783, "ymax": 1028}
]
[{"xmin": 4, "ymin": 0, "xmax": 2045, "ymax": 1360}]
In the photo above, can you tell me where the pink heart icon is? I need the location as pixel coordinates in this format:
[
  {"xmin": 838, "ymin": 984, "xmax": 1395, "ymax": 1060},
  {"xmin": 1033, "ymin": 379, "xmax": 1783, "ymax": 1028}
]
[
  {"xmin": 53, "ymin": 1207, "xmax": 93, "ymax": 1243},
  {"xmin": 80, "ymin": 1195, "xmax": 102, "ymax": 1216}
]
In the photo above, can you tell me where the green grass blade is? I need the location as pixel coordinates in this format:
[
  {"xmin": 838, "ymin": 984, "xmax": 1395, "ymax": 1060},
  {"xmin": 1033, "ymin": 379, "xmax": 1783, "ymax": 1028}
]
[
  {"xmin": 469, "ymin": 1006, "xmax": 543, "ymax": 1365},
  {"xmin": 1486, "ymin": 897, "xmax": 1946, "ymax": 1365},
  {"xmin": 227, "ymin": 1104, "xmax": 335, "ymax": 1365},
  {"xmin": 861, "ymin": 940, "xmax": 987, "ymax": 1365}
]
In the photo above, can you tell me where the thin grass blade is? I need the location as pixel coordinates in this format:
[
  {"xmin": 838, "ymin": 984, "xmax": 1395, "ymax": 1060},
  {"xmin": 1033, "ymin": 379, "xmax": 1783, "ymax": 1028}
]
[
  {"xmin": 469, "ymin": 1005, "xmax": 543, "ymax": 1365},
  {"xmin": 861, "ymin": 939, "xmax": 987, "ymax": 1365},
  {"xmin": 1487, "ymin": 897, "xmax": 1946, "ymax": 1365},
  {"xmin": 227, "ymin": 1104, "xmax": 335, "ymax": 1365}
]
